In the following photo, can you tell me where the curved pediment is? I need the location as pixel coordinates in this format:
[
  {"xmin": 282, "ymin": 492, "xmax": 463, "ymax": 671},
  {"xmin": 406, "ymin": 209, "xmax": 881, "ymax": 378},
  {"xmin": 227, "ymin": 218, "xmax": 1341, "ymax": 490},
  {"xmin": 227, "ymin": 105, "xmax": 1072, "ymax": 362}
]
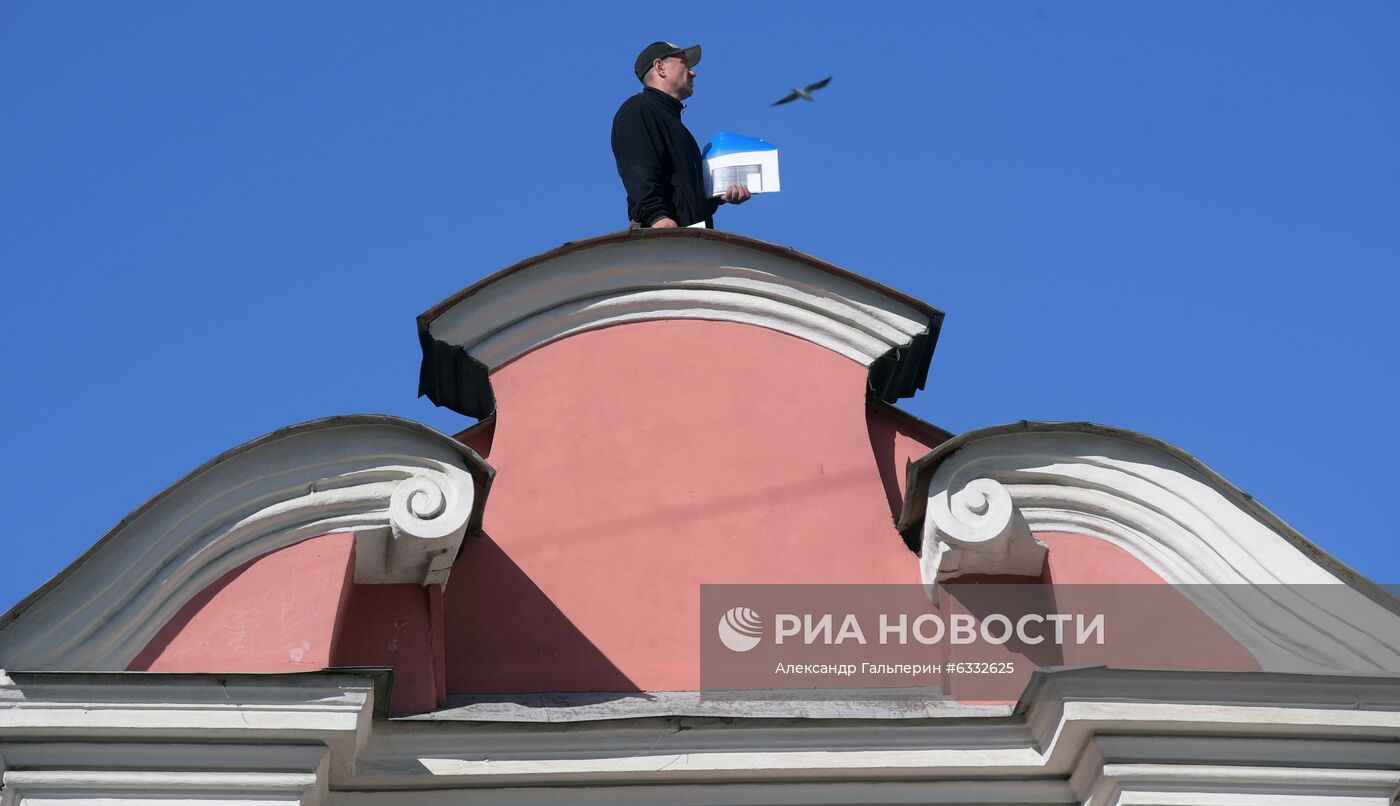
[
  {"xmin": 0, "ymin": 416, "xmax": 492, "ymax": 672},
  {"xmin": 417, "ymin": 229, "xmax": 943, "ymax": 418},
  {"xmin": 899, "ymin": 421, "xmax": 1400, "ymax": 675}
]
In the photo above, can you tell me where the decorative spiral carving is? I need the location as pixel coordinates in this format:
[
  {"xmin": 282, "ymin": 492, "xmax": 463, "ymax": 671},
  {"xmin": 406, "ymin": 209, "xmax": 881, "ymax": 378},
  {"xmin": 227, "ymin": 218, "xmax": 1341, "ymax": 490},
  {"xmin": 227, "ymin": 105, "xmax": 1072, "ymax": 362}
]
[
  {"xmin": 922, "ymin": 476, "xmax": 1044, "ymax": 595},
  {"xmin": 389, "ymin": 468, "xmax": 474, "ymax": 543},
  {"xmin": 928, "ymin": 477, "xmax": 1018, "ymax": 548}
]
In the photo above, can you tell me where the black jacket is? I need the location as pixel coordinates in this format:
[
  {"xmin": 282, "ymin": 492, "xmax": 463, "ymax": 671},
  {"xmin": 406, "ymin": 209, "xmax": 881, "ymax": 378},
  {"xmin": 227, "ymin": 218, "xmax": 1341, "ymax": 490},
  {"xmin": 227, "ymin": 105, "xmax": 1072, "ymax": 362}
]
[{"xmin": 611, "ymin": 88, "xmax": 720, "ymax": 228}]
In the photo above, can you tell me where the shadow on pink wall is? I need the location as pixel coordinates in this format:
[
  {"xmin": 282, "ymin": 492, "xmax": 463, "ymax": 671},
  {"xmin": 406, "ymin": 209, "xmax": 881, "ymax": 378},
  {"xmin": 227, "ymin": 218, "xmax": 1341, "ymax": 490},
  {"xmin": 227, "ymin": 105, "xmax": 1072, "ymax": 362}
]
[
  {"xmin": 444, "ymin": 532, "xmax": 641, "ymax": 696},
  {"xmin": 864, "ymin": 401, "xmax": 952, "ymax": 542}
]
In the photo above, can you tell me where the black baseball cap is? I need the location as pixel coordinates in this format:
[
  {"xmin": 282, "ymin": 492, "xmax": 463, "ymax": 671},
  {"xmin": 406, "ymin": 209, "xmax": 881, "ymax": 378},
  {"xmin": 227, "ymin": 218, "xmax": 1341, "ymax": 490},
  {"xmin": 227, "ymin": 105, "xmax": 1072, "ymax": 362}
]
[{"xmin": 634, "ymin": 41, "xmax": 701, "ymax": 82}]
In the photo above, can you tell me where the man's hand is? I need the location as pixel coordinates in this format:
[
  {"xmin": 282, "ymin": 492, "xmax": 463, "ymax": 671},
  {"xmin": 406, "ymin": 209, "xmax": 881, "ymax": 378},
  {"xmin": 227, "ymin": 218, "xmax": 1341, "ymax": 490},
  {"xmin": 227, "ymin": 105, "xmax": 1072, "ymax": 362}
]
[
  {"xmin": 650, "ymin": 217, "xmax": 679, "ymax": 228},
  {"xmin": 723, "ymin": 185, "xmax": 752, "ymax": 205}
]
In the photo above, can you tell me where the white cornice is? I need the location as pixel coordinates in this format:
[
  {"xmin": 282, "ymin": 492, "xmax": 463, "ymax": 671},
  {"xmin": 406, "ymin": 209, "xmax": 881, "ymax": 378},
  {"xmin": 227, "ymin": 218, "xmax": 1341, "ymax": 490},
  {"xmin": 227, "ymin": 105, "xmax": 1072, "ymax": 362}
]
[
  {"xmin": 0, "ymin": 671, "xmax": 375, "ymax": 802},
  {"xmin": 334, "ymin": 669, "xmax": 1400, "ymax": 796},
  {"xmin": 0, "ymin": 671, "xmax": 375, "ymax": 767},
  {"xmin": 0, "ymin": 417, "xmax": 490, "ymax": 672},
  {"xmin": 1, "ymin": 770, "xmax": 325, "ymax": 806},
  {"xmin": 334, "ymin": 781, "xmax": 1077, "ymax": 804},
  {"xmin": 428, "ymin": 235, "xmax": 935, "ymax": 372},
  {"xmin": 1071, "ymin": 735, "xmax": 1400, "ymax": 805},
  {"xmin": 3, "ymin": 668, "xmax": 1399, "ymax": 802},
  {"xmin": 904, "ymin": 422, "xmax": 1400, "ymax": 675}
]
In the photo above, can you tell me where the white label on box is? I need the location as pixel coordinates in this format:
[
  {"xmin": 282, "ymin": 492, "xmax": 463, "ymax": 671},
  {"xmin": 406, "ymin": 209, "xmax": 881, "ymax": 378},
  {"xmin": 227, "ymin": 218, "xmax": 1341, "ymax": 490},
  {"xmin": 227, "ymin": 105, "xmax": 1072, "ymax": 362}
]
[{"xmin": 705, "ymin": 147, "xmax": 780, "ymax": 195}]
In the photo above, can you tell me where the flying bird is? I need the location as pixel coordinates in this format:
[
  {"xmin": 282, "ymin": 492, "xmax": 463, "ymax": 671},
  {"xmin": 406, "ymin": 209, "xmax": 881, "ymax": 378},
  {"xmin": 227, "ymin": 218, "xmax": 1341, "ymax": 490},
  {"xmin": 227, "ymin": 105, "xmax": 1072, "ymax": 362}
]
[{"xmin": 771, "ymin": 76, "xmax": 832, "ymax": 106}]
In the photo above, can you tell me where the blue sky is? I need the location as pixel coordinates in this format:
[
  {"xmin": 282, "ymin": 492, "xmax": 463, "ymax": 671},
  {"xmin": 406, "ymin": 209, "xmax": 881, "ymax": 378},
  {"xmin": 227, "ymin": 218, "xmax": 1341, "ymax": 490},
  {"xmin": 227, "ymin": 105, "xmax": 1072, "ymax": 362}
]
[{"xmin": 2, "ymin": 2, "xmax": 1396, "ymax": 611}]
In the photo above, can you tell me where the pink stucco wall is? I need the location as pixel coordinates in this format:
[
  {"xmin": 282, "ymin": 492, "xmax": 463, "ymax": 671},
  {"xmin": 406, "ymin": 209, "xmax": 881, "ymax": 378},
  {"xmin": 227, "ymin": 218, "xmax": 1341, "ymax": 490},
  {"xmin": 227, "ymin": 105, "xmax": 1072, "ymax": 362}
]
[
  {"xmin": 128, "ymin": 531, "xmax": 446, "ymax": 715},
  {"xmin": 130, "ymin": 533, "xmax": 355, "ymax": 673},
  {"xmin": 127, "ymin": 318, "xmax": 1253, "ymax": 709},
  {"xmin": 942, "ymin": 532, "xmax": 1258, "ymax": 702},
  {"xmin": 1040, "ymin": 531, "xmax": 1176, "ymax": 584},
  {"xmin": 332, "ymin": 582, "xmax": 445, "ymax": 715},
  {"xmin": 865, "ymin": 401, "xmax": 953, "ymax": 523},
  {"xmin": 1037, "ymin": 533, "xmax": 1258, "ymax": 673},
  {"xmin": 443, "ymin": 319, "xmax": 942, "ymax": 693}
]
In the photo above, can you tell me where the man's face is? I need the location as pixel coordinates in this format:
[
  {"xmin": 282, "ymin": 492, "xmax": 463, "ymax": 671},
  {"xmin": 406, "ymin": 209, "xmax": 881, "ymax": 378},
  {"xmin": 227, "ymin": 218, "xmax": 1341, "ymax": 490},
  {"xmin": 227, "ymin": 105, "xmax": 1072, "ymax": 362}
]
[{"xmin": 656, "ymin": 54, "xmax": 695, "ymax": 100}]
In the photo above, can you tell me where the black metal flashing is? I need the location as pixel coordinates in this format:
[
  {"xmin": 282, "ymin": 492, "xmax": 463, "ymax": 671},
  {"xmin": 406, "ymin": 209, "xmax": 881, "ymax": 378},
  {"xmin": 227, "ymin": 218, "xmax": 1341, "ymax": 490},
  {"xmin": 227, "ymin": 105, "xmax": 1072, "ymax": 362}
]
[
  {"xmin": 868, "ymin": 324, "xmax": 940, "ymax": 404},
  {"xmin": 417, "ymin": 322, "xmax": 496, "ymax": 419}
]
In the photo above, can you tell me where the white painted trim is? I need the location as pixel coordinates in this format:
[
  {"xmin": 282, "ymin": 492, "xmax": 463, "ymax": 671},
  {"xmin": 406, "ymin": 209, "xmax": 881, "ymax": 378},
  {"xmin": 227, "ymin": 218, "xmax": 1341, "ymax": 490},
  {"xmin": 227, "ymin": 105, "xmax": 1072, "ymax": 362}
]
[
  {"xmin": 335, "ymin": 670, "xmax": 1400, "ymax": 791},
  {"xmin": 331, "ymin": 781, "xmax": 1077, "ymax": 805},
  {"xmin": 428, "ymin": 238, "xmax": 932, "ymax": 371},
  {"xmin": 0, "ymin": 743, "xmax": 331, "ymax": 806},
  {"xmin": 1, "ymin": 770, "xmax": 322, "ymax": 806},
  {"xmin": 0, "ymin": 668, "xmax": 1398, "ymax": 803},
  {"xmin": 1089, "ymin": 764, "xmax": 1400, "ymax": 805},
  {"xmin": 0, "ymin": 671, "xmax": 375, "ymax": 742},
  {"xmin": 916, "ymin": 427, "xmax": 1400, "ymax": 674},
  {"xmin": 0, "ymin": 418, "xmax": 483, "ymax": 672},
  {"xmin": 1072, "ymin": 735, "xmax": 1400, "ymax": 805},
  {"xmin": 0, "ymin": 671, "xmax": 375, "ymax": 796},
  {"xmin": 0, "ymin": 743, "xmax": 330, "ymax": 774}
]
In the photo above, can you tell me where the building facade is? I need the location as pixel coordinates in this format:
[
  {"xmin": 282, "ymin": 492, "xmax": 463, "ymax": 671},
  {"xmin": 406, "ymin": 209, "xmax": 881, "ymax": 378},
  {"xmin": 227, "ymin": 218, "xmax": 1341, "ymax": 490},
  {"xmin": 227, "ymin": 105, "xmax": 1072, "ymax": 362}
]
[{"xmin": 3, "ymin": 230, "xmax": 1399, "ymax": 804}]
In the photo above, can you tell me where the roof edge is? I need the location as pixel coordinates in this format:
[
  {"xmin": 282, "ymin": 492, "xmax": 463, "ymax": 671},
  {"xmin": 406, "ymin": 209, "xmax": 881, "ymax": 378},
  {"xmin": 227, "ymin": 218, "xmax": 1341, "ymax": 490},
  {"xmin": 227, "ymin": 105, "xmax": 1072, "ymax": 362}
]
[
  {"xmin": 0, "ymin": 415, "xmax": 495, "ymax": 665},
  {"xmin": 417, "ymin": 229, "xmax": 944, "ymax": 418},
  {"xmin": 419, "ymin": 228, "xmax": 944, "ymax": 327},
  {"xmin": 896, "ymin": 420, "xmax": 1400, "ymax": 615}
]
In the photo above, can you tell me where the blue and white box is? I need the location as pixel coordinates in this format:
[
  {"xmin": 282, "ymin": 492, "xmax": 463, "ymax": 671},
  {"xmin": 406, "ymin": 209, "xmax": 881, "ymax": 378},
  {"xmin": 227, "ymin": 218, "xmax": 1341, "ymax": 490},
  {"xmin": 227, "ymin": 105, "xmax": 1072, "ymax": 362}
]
[{"xmin": 702, "ymin": 131, "xmax": 780, "ymax": 196}]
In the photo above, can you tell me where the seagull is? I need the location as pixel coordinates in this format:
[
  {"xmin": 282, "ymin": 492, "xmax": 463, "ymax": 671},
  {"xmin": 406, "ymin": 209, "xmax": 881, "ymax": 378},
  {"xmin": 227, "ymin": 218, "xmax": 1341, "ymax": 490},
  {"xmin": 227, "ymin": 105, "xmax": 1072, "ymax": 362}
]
[{"xmin": 771, "ymin": 76, "xmax": 832, "ymax": 106}]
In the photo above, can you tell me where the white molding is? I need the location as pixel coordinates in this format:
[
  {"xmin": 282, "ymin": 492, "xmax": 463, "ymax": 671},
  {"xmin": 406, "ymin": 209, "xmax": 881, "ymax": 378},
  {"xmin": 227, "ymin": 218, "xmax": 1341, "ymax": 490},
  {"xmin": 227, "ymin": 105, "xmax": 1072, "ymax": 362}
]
[
  {"xmin": 1087, "ymin": 765, "xmax": 1400, "ymax": 806},
  {"xmin": 914, "ymin": 426, "xmax": 1400, "ymax": 674},
  {"xmin": 0, "ymin": 742, "xmax": 329, "ymax": 774},
  {"xmin": 1, "ymin": 668, "xmax": 1399, "ymax": 802},
  {"xmin": 1, "ymin": 770, "xmax": 322, "ymax": 806},
  {"xmin": 428, "ymin": 237, "xmax": 932, "ymax": 371},
  {"xmin": 0, "ymin": 671, "xmax": 374, "ymax": 744},
  {"xmin": 0, "ymin": 417, "xmax": 483, "ymax": 672},
  {"xmin": 0, "ymin": 742, "xmax": 330, "ymax": 806},
  {"xmin": 320, "ymin": 671, "xmax": 1400, "ymax": 794},
  {"xmin": 0, "ymin": 671, "xmax": 375, "ymax": 800},
  {"xmin": 1072, "ymin": 735, "xmax": 1400, "ymax": 805},
  {"xmin": 335, "ymin": 670, "xmax": 1400, "ymax": 791},
  {"xmin": 331, "ymin": 781, "xmax": 1077, "ymax": 805}
]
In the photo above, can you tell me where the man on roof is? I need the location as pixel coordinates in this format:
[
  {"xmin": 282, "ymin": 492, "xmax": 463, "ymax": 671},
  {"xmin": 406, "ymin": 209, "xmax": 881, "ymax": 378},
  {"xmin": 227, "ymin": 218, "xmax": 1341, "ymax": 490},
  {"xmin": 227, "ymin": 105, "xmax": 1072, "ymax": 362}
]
[{"xmin": 612, "ymin": 41, "xmax": 751, "ymax": 229}]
